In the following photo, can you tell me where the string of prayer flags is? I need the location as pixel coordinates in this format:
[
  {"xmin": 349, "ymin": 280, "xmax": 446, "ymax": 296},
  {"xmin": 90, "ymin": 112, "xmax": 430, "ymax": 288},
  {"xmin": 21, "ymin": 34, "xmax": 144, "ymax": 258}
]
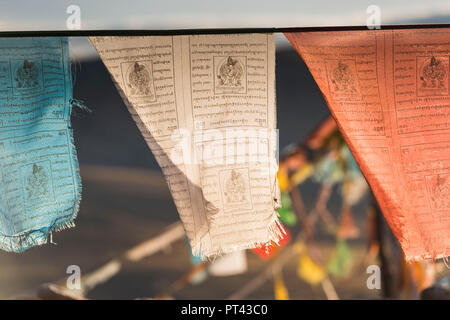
[
  {"xmin": 312, "ymin": 151, "xmax": 344, "ymax": 186},
  {"xmin": 0, "ymin": 37, "xmax": 82, "ymax": 252},
  {"xmin": 285, "ymin": 30, "xmax": 450, "ymax": 261},
  {"xmin": 90, "ymin": 34, "xmax": 283, "ymax": 260},
  {"xmin": 273, "ymin": 269, "xmax": 290, "ymax": 300},
  {"xmin": 279, "ymin": 117, "xmax": 366, "ymax": 204},
  {"xmin": 277, "ymin": 116, "xmax": 340, "ymax": 193},
  {"xmin": 312, "ymin": 143, "xmax": 363, "ymax": 188},
  {"xmin": 290, "ymin": 162, "xmax": 314, "ymax": 187}
]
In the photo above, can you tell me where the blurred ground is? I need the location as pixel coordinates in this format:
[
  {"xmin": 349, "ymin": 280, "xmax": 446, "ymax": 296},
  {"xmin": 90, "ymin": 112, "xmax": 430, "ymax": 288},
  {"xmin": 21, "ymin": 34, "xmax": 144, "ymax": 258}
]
[
  {"xmin": 0, "ymin": 45, "xmax": 433, "ymax": 300},
  {"xmin": 0, "ymin": 164, "xmax": 378, "ymax": 300}
]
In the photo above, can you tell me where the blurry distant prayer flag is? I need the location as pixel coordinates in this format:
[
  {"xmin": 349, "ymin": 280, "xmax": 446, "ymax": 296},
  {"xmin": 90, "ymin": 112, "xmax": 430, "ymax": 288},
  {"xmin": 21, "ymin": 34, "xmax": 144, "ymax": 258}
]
[
  {"xmin": 208, "ymin": 250, "xmax": 247, "ymax": 276},
  {"xmin": 337, "ymin": 206, "xmax": 360, "ymax": 240},
  {"xmin": 327, "ymin": 239, "xmax": 353, "ymax": 277},
  {"xmin": 0, "ymin": 38, "xmax": 81, "ymax": 252},
  {"xmin": 295, "ymin": 242, "xmax": 326, "ymax": 285},
  {"xmin": 285, "ymin": 29, "xmax": 450, "ymax": 261},
  {"xmin": 273, "ymin": 269, "xmax": 290, "ymax": 300},
  {"xmin": 277, "ymin": 193, "xmax": 297, "ymax": 227}
]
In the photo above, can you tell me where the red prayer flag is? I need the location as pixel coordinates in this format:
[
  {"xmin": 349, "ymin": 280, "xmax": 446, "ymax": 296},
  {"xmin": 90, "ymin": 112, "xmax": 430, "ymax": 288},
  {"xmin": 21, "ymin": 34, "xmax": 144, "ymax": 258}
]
[
  {"xmin": 252, "ymin": 226, "xmax": 290, "ymax": 259},
  {"xmin": 285, "ymin": 29, "xmax": 450, "ymax": 261}
]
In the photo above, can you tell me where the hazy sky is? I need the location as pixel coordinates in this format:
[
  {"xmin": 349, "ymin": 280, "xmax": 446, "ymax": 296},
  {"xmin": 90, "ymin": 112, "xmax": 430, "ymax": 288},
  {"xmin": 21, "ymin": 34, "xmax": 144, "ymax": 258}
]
[
  {"xmin": 2, "ymin": 0, "xmax": 449, "ymax": 60},
  {"xmin": 1, "ymin": 0, "xmax": 450, "ymax": 30}
]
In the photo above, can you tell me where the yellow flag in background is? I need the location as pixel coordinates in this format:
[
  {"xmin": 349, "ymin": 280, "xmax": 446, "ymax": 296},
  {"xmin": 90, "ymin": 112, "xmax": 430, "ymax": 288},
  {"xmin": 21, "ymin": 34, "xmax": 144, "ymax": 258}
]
[
  {"xmin": 273, "ymin": 269, "xmax": 290, "ymax": 300},
  {"xmin": 295, "ymin": 243, "xmax": 326, "ymax": 285}
]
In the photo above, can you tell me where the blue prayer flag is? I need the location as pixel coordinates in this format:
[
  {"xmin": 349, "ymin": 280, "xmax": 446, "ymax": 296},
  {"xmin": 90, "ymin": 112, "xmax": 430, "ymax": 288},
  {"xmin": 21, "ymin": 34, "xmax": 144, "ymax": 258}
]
[{"xmin": 0, "ymin": 37, "xmax": 81, "ymax": 252}]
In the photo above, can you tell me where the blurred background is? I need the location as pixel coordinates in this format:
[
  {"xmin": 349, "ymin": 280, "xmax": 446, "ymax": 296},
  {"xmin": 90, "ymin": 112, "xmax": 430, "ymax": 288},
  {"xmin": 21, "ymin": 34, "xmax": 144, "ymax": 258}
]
[{"xmin": 0, "ymin": 0, "xmax": 449, "ymax": 300}]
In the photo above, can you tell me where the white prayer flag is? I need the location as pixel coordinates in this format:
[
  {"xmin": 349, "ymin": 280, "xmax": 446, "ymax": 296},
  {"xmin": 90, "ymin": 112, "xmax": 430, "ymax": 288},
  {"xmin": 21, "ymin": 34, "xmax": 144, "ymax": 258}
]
[{"xmin": 90, "ymin": 34, "xmax": 283, "ymax": 259}]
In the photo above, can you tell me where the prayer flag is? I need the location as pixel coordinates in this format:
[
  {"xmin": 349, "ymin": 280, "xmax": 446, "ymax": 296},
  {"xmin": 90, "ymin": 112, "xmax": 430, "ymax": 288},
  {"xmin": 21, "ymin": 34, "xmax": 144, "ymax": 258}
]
[
  {"xmin": 285, "ymin": 29, "xmax": 450, "ymax": 261},
  {"xmin": 0, "ymin": 37, "xmax": 81, "ymax": 252},
  {"xmin": 90, "ymin": 34, "xmax": 283, "ymax": 259}
]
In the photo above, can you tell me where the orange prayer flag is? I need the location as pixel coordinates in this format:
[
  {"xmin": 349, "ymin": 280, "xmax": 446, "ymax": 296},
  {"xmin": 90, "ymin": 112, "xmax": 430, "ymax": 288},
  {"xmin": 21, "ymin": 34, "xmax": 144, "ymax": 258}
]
[
  {"xmin": 273, "ymin": 269, "xmax": 290, "ymax": 300},
  {"xmin": 285, "ymin": 29, "xmax": 450, "ymax": 261},
  {"xmin": 337, "ymin": 206, "xmax": 360, "ymax": 240}
]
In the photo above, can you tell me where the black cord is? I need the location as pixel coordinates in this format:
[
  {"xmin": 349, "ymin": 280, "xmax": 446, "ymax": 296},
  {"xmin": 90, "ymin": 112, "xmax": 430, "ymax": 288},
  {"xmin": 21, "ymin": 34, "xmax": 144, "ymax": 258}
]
[{"xmin": 0, "ymin": 24, "xmax": 450, "ymax": 37}]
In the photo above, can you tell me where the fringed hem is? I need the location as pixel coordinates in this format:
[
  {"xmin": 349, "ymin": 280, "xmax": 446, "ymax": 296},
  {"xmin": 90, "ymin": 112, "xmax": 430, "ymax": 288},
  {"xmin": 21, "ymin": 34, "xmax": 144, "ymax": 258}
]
[
  {"xmin": 0, "ymin": 96, "xmax": 82, "ymax": 253},
  {"xmin": 0, "ymin": 128, "xmax": 81, "ymax": 253},
  {"xmin": 0, "ymin": 218, "xmax": 77, "ymax": 253},
  {"xmin": 405, "ymin": 251, "xmax": 450, "ymax": 263},
  {"xmin": 191, "ymin": 211, "xmax": 286, "ymax": 261}
]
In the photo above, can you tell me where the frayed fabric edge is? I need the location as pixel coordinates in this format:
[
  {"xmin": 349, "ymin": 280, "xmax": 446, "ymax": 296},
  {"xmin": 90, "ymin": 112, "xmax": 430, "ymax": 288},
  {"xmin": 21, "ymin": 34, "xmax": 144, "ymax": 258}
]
[
  {"xmin": 191, "ymin": 211, "xmax": 286, "ymax": 261},
  {"xmin": 0, "ymin": 218, "xmax": 77, "ymax": 253},
  {"xmin": 0, "ymin": 40, "xmax": 84, "ymax": 254},
  {"xmin": 405, "ymin": 251, "xmax": 450, "ymax": 263},
  {"xmin": 0, "ymin": 116, "xmax": 82, "ymax": 253}
]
